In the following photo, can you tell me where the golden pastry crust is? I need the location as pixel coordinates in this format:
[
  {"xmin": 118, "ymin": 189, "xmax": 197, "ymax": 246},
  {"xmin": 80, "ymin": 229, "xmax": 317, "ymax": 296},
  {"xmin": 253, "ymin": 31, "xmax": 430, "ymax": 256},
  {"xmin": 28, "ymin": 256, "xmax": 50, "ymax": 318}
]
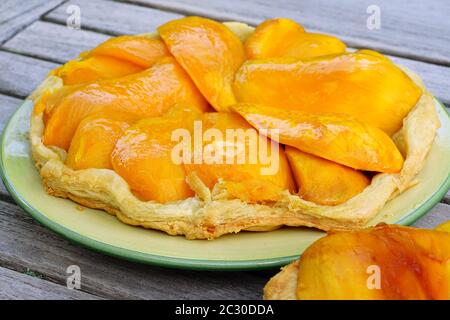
[
  {"xmin": 29, "ymin": 23, "xmax": 440, "ymax": 240},
  {"xmin": 263, "ymin": 260, "xmax": 299, "ymax": 300}
]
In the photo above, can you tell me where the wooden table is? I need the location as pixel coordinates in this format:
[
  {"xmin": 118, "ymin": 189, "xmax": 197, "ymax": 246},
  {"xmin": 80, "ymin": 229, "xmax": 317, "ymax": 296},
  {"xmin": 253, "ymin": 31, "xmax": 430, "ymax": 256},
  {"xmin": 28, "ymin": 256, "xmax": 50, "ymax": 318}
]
[{"xmin": 0, "ymin": 0, "xmax": 449, "ymax": 300}]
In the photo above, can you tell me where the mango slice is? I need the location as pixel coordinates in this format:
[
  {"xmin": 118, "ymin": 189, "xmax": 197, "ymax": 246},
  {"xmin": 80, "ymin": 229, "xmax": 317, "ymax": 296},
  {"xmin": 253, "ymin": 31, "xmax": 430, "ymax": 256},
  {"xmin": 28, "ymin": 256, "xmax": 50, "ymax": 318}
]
[
  {"xmin": 232, "ymin": 103, "xmax": 404, "ymax": 173},
  {"xmin": 233, "ymin": 51, "xmax": 422, "ymax": 135},
  {"xmin": 285, "ymin": 147, "xmax": 370, "ymax": 205},
  {"xmin": 246, "ymin": 18, "xmax": 346, "ymax": 60},
  {"xmin": 158, "ymin": 17, "xmax": 246, "ymax": 112},
  {"xmin": 54, "ymin": 35, "xmax": 171, "ymax": 85},
  {"xmin": 111, "ymin": 107, "xmax": 202, "ymax": 203},
  {"xmin": 55, "ymin": 56, "xmax": 143, "ymax": 85},
  {"xmin": 183, "ymin": 112, "xmax": 295, "ymax": 202},
  {"xmin": 66, "ymin": 112, "xmax": 138, "ymax": 170},
  {"xmin": 88, "ymin": 35, "xmax": 171, "ymax": 68},
  {"xmin": 296, "ymin": 225, "xmax": 450, "ymax": 299},
  {"xmin": 43, "ymin": 57, "xmax": 209, "ymax": 150}
]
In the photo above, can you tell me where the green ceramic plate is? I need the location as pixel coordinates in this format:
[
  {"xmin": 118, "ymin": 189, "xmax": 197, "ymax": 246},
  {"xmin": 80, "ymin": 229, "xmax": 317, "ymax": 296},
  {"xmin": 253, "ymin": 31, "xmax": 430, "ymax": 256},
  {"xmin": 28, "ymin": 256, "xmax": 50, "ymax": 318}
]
[{"xmin": 1, "ymin": 99, "xmax": 449, "ymax": 270}]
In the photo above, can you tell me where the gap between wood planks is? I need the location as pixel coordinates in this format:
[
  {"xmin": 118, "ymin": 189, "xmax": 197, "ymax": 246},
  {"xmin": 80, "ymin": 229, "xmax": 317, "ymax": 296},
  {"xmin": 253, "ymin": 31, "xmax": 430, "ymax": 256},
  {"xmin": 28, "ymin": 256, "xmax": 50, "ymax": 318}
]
[{"xmin": 0, "ymin": 0, "xmax": 66, "ymax": 45}]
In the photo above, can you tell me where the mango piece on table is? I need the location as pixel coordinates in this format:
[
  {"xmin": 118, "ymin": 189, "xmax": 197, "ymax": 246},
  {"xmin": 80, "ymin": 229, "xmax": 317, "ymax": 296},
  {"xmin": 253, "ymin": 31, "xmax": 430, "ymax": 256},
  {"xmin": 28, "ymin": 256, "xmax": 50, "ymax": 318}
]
[
  {"xmin": 295, "ymin": 225, "xmax": 450, "ymax": 299},
  {"xmin": 285, "ymin": 146, "xmax": 370, "ymax": 205},
  {"xmin": 233, "ymin": 51, "xmax": 422, "ymax": 135},
  {"xmin": 232, "ymin": 103, "xmax": 404, "ymax": 173},
  {"xmin": 43, "ymin": 57, "xmax": 209, "ymax": 150},
  {"xmin": 246, "ymin": 18, "xmax": 346, "ymax": 60},
  {"xmin": 158, "ymin": 17, "xmax": 246, "ymax": 112}
]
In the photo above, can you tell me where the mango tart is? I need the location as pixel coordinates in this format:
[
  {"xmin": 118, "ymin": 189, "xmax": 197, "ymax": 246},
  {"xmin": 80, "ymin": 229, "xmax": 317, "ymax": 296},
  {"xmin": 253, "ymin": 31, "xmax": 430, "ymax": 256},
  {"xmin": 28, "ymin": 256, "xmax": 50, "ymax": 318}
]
[
  {"xmin": 264, "ymin": 224, "xmax": 450, "ymax": 300},
  {"xmin": 29, "ymin": 19, "xmax": 440, "ymax": 240}
]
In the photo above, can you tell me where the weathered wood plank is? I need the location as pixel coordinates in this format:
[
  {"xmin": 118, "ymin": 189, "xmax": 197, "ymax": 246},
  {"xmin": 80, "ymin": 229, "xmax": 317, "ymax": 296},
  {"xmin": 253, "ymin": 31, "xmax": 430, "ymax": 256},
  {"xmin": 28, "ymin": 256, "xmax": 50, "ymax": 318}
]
[
  {"xmin": 3, "ymin": 21, "xmax": 110, "ymax": 63},
  {"xmin": 45, "ymin": 0, "xmax": 183, "ymax": 36},
  {"xmin": 0, "ymin": 266, "xmax": 99, "ymax": 300},
  {"xmin": 413, "ymin": 203, "xmax": 450, "ymax": 229},
  {"xmin": 0, "ymin": 94, "xmax": 22, "ymax": 132},
  {"xmin": 0, "ymin": 0, "xmax": 64, "ymax": 44},
  {"xmin": 129, "ymin": 0, "xmax": 450, "ymax": 66},
  {"xmin": 0, "ymin": 94, "xmax": 23, "ymax": 198},
  {"xmin": 0, "ymin": 51, "xmax": 58, "ymax": 98},
  {"xmin": 0, "ymin": 197, "xmax": 447, "ymax": 299},
  {"xmin": 0, "ymin": 200, "xmax": 266, "ymax": 299}
]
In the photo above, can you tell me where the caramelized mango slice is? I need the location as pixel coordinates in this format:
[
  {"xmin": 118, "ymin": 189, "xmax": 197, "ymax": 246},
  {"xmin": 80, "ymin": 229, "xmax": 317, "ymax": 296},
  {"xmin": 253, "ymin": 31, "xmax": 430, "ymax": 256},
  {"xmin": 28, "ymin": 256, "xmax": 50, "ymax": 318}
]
[
  {"xmin": 43, "ymin": 57, "xmax": 209, "ymax": 150},
  {"xmin": 232, "ymin": 103, "xmax": 404, "ymax": 173},
  {"xmin": 246, "ymin": 18, "xmax": 304, "ymax": 58},
  {"xmin": 55, "ymin": 56, "xmax": 143, "ymax": 85},
  {"xmin": 296, "ymin": 225, "xmax": 450, "ymax": 299},
  {"xmin": 234, "ymin": 51, "xmax": 422, "ymax": 135},
  {"xmin": 285, "ymin": 147, "xmax": 370, "ymax": 205},
  {"xmin": 184, "ymin": 112, "xmax": 295, "ymax": 202},
  {"xmin": 66, "ymin": 112, "xmax": 138, "ymax": 170},
  {"xmin": 158, "ymin": 17, "xmax": 246, "ymax": 112},
  {"xmin": 88, "ymin": 35, "xmax": 171, "ymax": 68},
  {"xmin": 246, "ymin": 18, "xmax": 346, "ymax": 59},
  {"xmin": 111, "ymin": 107, "xmax": 202, "ymax": 203}
]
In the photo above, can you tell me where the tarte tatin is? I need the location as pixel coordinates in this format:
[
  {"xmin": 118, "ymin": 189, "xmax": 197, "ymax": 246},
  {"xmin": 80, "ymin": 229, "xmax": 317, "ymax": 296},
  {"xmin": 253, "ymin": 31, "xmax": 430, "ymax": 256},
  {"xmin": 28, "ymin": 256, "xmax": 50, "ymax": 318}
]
[
  {"xmin": 30, "ymin": 18, "xmax": 440, "ymax": 239},
  {"xmin": 264, "ymin": 224, "xmax": 450, "ymax": 300}
]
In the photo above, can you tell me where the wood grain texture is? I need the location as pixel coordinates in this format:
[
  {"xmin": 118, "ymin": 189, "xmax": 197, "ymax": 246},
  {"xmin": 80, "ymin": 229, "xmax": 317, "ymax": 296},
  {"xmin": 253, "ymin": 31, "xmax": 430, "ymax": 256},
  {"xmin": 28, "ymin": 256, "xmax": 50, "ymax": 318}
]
[
  {"xmin": 0, "ymin": 0, "xmax": 64, "ymax": 44},
  {"xmin": 0, "ymin": 266, "xmax": 99, "ymax": 300},
  {"xmin": 45, "ymin": 0, "xmax": 183, "ymax": 35},
  {"xmin": 129, "ymin": 0, "xmax": 450, "ymax": 66},
  {"xmin": 0, "ymin": 196, "xmax": 447, "ymax": 299},
  {"xmin": 0, "ymin": 51, "xmax": 58, "ymax": 98},
  {"xmin": 0, "ymin": 94, "xmax": 22, "ymax": 132},
  {"xmin": 0, "ymin": 94, "xmax": 23, "ymax": 198},
  {"xmin": 0, "ymin": 200, "xmax": 266, "ymax": 299},
  {"xmin": 3, "ymin": 21, "xmax": 110, "ymax": 63}
]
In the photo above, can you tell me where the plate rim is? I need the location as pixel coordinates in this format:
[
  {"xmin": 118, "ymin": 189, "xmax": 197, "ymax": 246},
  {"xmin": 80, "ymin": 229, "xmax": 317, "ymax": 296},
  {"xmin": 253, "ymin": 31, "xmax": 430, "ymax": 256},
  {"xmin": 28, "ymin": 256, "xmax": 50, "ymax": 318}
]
[{"xmin": 0, "ymin": 99, "xmax": 449, "ymax": 271}]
